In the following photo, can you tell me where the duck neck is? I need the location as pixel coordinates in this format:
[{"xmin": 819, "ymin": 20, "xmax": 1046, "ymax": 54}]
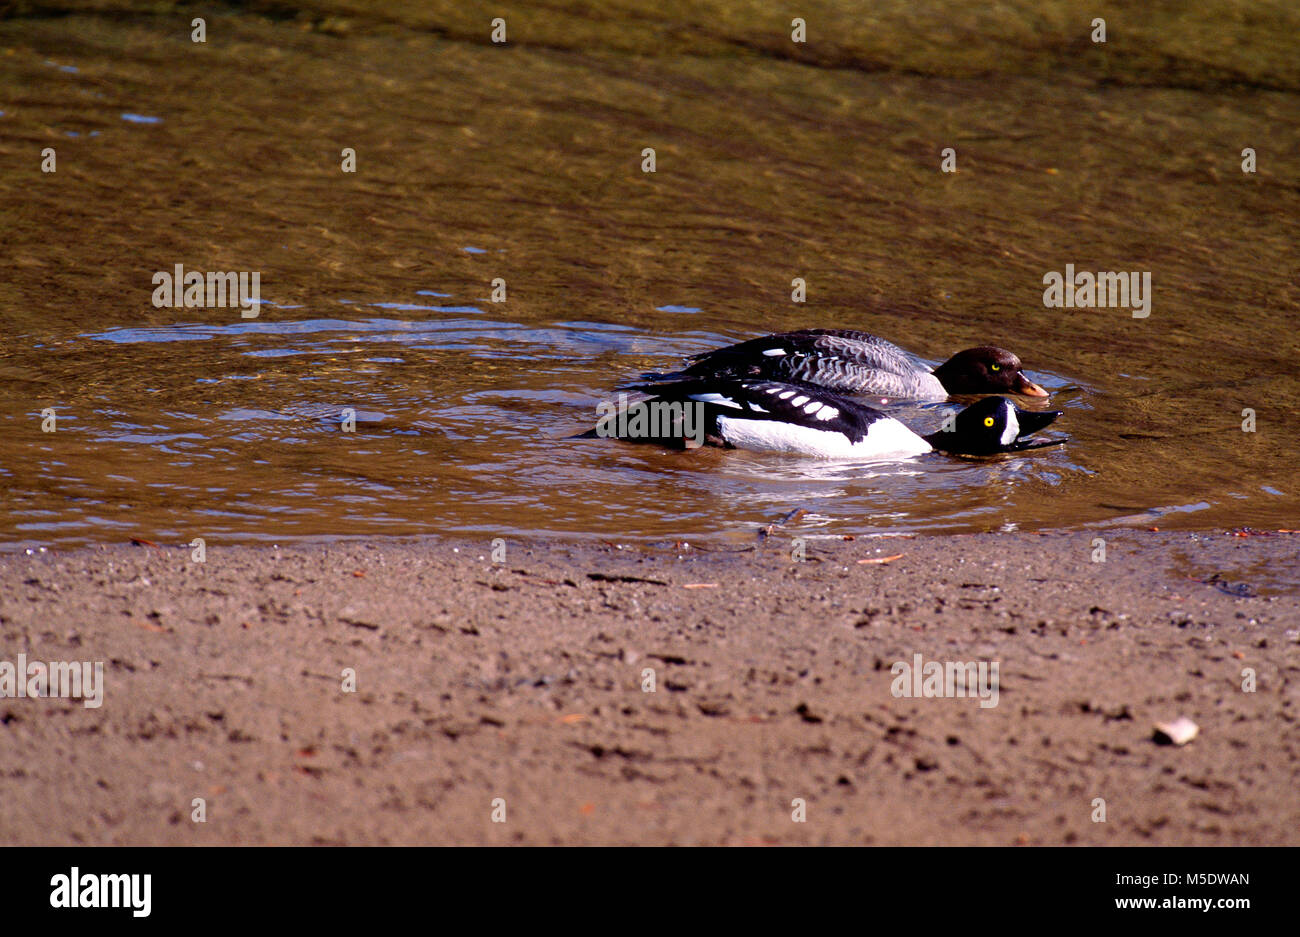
[
  {"xmin": 928, "ymin": 358, "xmax": 960, "ymax": 393},
  {"xmin": 920, "ymin": 430, "xmax": 956, "ymax": 454}
]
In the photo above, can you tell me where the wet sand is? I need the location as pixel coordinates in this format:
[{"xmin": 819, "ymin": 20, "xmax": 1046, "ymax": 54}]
[{"xmin": 2, "ymin": 530, "xmax": 1297, "ymax": 845}]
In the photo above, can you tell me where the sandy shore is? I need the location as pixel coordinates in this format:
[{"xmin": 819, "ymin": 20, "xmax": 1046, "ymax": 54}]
[{"xmin": 1, "ymin": 530, "xmax": 1296, "ymax": 845}]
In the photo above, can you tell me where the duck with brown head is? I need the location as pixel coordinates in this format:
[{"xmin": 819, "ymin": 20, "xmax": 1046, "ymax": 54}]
[
  {"xmin": 642, "ymin": 329, "xmax": 1048, "ymax": 401},
  {"xmin": 930, "ymin": 345, "xmax": 1047, "ymax": 397}
]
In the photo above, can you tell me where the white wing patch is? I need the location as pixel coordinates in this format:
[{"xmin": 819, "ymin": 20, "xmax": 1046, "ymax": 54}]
[
  {"xmin": 803, "ymin": 401, "xmax": 822, "ymax": 414},
  {"xmin": 778, "ymin": 390, "xmax": 796, "ymax": 400},
  {"xmin": 790, "ymin": 395, "xmax": 809, "ymax": 407},
  {"xmin": 814, "ymin": 405, "xmax": 838, "ymax": 421},
  {"xmin": 762, "ymin": 348, "xmax": 787, "ymax": 357},
  {"xmin": 688, "ymin": 392, "xmax": 743, "ymax": 410}
]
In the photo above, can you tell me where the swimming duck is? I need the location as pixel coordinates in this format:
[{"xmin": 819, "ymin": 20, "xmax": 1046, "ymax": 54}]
[
  {"xmin": 595, "ymin": 378, "xmax": 1062, "ymax": 460},
  {"xmin": 647, "ymin": 329, "xmax": 1048, "ymax": 400}
]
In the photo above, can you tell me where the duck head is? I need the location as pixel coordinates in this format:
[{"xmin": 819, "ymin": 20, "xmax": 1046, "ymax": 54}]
[
  {"xmin": 932, "ymin": 346, "xmax": 1048, "ymax": 397},
  {"xmin": 924, "ymin": 396, "xmax": 1062, "ymax": 456}
]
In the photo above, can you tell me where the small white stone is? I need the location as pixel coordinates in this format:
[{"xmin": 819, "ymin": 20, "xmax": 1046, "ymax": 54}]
[{"xmin": 1153, "ymin": 717, "xmax": 1199, "ymax": 746}]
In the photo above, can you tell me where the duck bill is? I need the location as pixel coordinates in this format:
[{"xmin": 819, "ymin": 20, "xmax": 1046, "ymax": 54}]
[
  {"xmin": 1014, "ymin": 373, "xmax": 1049, "ymax": 397},
  {"xmin": 1009, "ymin": 408, "xmax": 1062, "ymax": 449}
]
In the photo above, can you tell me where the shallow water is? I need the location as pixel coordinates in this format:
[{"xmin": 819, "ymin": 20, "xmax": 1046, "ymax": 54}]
[{"xmin": 1, "ymin": 2, "xmax": 1297, "ymax": 549}]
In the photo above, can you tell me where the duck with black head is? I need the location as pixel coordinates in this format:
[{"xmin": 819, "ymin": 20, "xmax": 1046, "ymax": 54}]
[{"xmin": 591, "ymin": 377, "xmax": 1063, "ymax": 460}]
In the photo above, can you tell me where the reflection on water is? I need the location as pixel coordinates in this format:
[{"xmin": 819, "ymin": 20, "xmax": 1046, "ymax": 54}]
[{"xmin": 0, "ymin": 2, "xmax": 1297, "ymax": 549}]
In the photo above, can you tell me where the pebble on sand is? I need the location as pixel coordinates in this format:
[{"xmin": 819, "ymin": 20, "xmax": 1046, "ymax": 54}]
[{"xmin": 1153, "ymin": 717, "xmax": 1199, "ymax": 746}]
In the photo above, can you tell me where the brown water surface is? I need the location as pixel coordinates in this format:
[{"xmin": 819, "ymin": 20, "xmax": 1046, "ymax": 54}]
[{"xmin": 1, "ymin": 2, "xmax": 1297, "ymax": 548}]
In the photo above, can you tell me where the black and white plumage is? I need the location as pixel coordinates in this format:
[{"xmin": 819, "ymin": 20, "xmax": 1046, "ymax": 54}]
[
  {"xmin": 647, "ymin": 329, "xmax": 1048, "ymax": 401},
  {"xmin": 607, "ymin": 378, "xmax": 1062, "ymax": 460}
]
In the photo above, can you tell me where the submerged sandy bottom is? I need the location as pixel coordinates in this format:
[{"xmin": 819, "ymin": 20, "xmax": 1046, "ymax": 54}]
[
  {"xmin": 2, "ymin": 5, "xmax": 1299, "ymax": 546},
  {"xmin": 1, "ymin": 530, "xmax": 1296, "ymax": 845}
]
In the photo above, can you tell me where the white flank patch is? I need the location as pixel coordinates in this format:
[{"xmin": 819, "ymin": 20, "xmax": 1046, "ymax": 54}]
[
  {"xmin": 762, "ymin": 348, "xmax": 787, "ymax": 357},
  {"xmin": 689, "ymin": 392, "xmax": 742, "ymax": 410},
  {"xmin": 999, "ymin": 404, "xmax": 1019, "ymax": 446},
  {"xmin": 716, "ymin": 415, "xmax": 931, "ymax": 461}
]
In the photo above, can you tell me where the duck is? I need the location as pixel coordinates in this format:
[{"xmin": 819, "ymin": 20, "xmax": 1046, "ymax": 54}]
[
  {"xmin": 591, "ymin": 378, "xmax": 1062, "ymax": 460},
  {"xmin": 645, "ymin": 329, "xmax": 1048, "ymax": 400}
]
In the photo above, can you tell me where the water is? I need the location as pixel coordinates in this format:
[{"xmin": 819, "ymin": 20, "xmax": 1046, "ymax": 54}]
[{"xmin": 1, "ymin": 3, "xmax": 1297, "ymax": 549}]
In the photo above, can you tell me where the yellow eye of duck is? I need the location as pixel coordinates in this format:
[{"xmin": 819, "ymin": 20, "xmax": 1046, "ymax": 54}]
[
  {"xmin": 983, "ymin": 417, "xmax": 995, "ymax": 427},
  {"xmin": 990, "ymin": 364, "xmax": 1000, "ymax": 371}
]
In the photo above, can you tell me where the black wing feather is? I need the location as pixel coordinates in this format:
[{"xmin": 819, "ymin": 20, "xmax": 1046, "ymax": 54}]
[{"xmin": 629, "ymin": 378, "xmax": 887, "ymax": 444}]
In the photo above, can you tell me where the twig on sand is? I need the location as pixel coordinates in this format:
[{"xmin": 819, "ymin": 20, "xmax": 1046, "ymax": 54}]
[{"xmin": 857, "ymin": 553, "xmax": 906, "ymax": 565}]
